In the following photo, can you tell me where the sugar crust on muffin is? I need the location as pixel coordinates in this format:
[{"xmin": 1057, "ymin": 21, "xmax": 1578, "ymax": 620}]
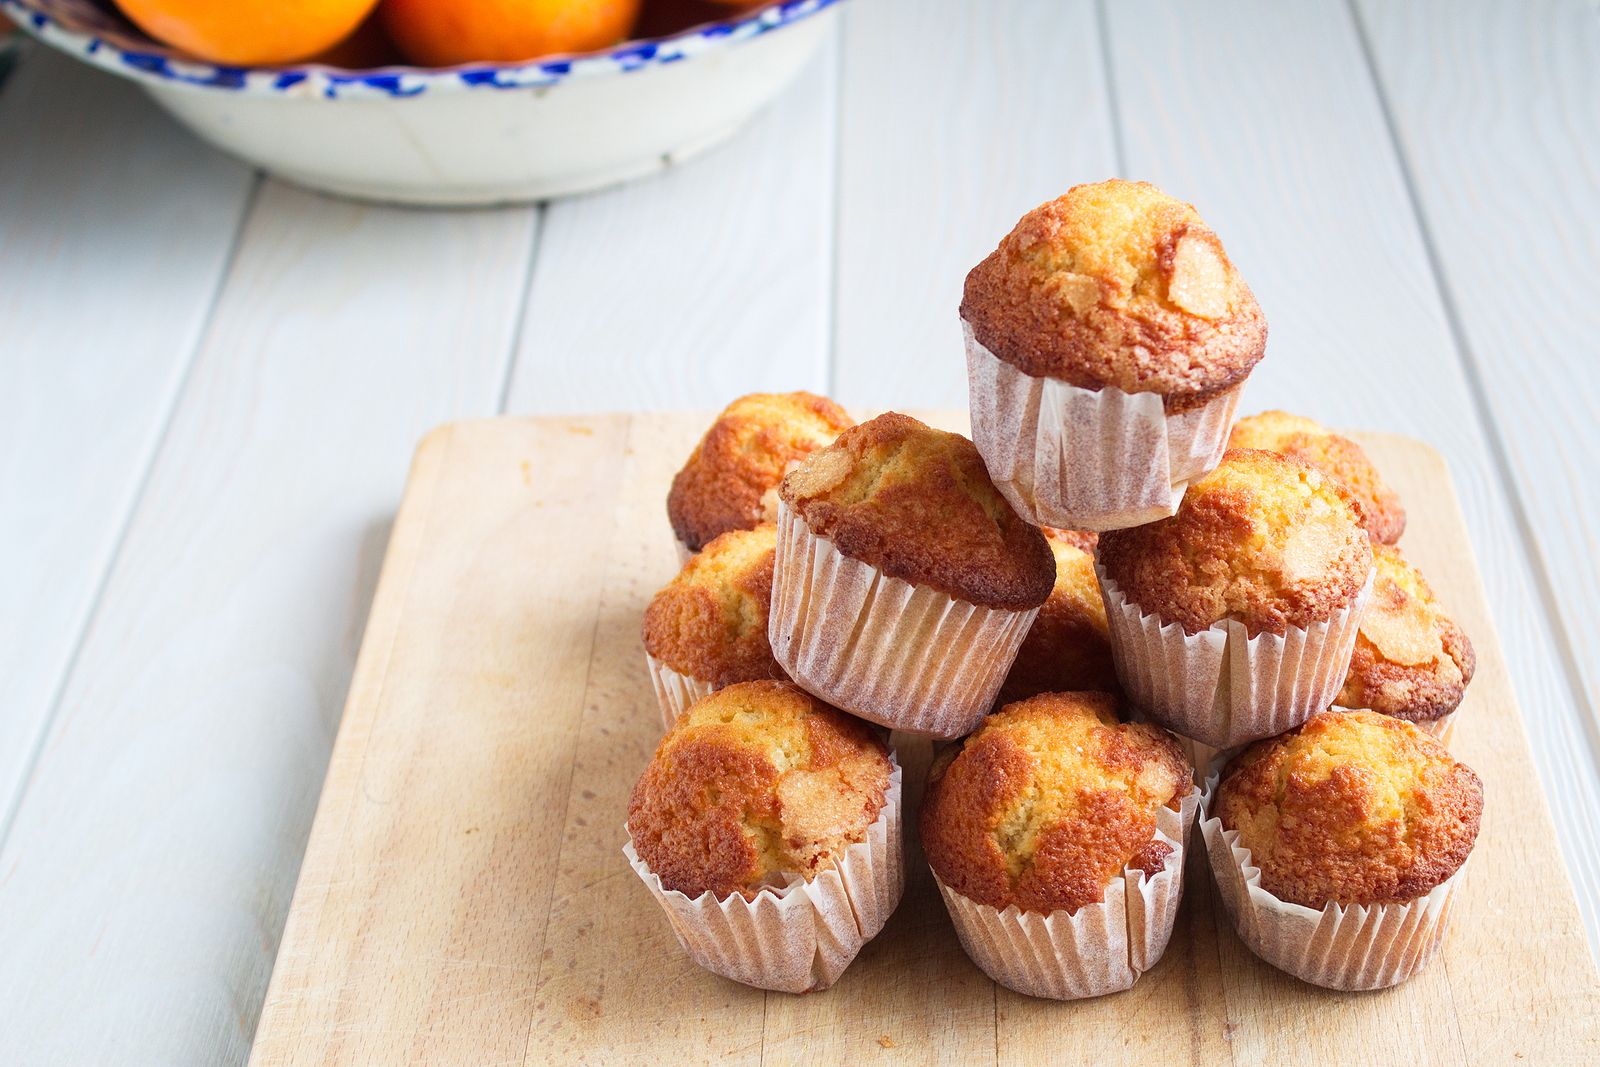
[
  {"xmin": 642, "ymin": 524, "xmax": 783, "ymax": 688},
  {"xmin": 1337, "ymin": 544, "xmax": 1475, "ymax": 724},
  {"xmin": 961, "ymin": 179, "xmax": 1266, "ymax": 407},
  {"xmin": 780, "ymin": 412, "xmax": 1054, "ymax": 611},
  {"xmin": 668, "ymin": 391, "xmax": 853, "ymax": 553},
  {"xmin": 1098, "ymin": 448, "xmax": 1374, "ymax": 636},
  {"xmin": 920, "ymin": 692, "xmax": 1189, "ymax": 914},
  {"xmin": 627, "ymin": 680, "xmax": 891, "ymax": 900},
  {"xmin": 1229, "ymin": 410, "xmax": 1405, "ymax": 543},
  {"xmin": 1216, "ymin": 709, "xmax": 1482, "ymax": 908}
]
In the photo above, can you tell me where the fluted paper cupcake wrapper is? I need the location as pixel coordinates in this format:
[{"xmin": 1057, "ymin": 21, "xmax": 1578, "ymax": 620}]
[
  {"xmin": 1099, "ymin": 566, "xmax": 1374, "ymax": 749},
  {"xmin": 934, "ymin": 789, "xmax": 1200, "ymax": 1000},
  {"xmin": 625, "ymin": 758, "xmax": 904, "ymax": 994},
  {"xmin": 644, "ymin": 653, "xmax": 717, "ymax": 732},
  {"xmin": 963, "ymin": 321, "xmax": 1242, "ymax": 532},
  {"xmin": 1198, "ymin": 762, "xmax": 1464, "ymax": 990},
  {"xmin": 769, "ymin": 502, "xmax": 1036, "ymax": 738}
]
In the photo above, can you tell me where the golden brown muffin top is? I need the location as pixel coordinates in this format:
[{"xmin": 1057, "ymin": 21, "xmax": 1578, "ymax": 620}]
[
  {"xmin": 1228, "ymin": 410, "xmax": 1405, "ymax": 543},
  {"xmin": 668, "ymin": 392, "xmax": 854, "ymax": 553},
  {"xmin": 921, "ymin": 692, "xmax": 1189, "ymax": 914},
  {"xmin": 780, "ymin": 412, "xmax": 1054, "ymax": 610},
  {"xmin": 999, "ymin": 529, "xmax": 1120, "ymax": 704},
  {"xmin": 1337, "ymin": 544, "xmax": 1475, "ymax": 724},
  {"xmin": 960, "ymin": 179, "xmax": 1266, "ymax": 405},
  {"xmin": 1098, "ymin": 449, "xmax": 1374, "ymax": 636},
  {"xmin": 1217, "ymin": 709, "xmax": 1482, "ymax": 907},
  {"xmin": 642, "ymin": 524, "xmax": 783, "ymax": 688},
  {"xmin": 627, "ymin": 680, "xmax": 892, "ymax": 900}
]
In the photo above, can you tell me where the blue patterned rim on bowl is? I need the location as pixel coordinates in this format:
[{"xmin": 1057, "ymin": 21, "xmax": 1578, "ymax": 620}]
[{"xmin": 0, "ymin": 0, "xmax": 840, "ymax": 99}]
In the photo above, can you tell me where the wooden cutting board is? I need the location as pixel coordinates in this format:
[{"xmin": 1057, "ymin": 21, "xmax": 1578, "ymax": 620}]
[{"xmin": 249, "ymin": 413, "xmax": 1600, "ymax": 1066}]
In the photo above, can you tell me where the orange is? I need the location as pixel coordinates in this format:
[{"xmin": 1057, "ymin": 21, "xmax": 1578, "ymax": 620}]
[
  {"xmin": 113, "ymin": 0, "xmax": 383, "ymax": 65},
  {"xmin": 380, "ymin": 0, "xmax": 642, "ymax": 67}
]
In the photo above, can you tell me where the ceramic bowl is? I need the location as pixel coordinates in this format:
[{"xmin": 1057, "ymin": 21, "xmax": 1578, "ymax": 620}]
[{"xmin": 1, "ymin": 0, "xmax": 838, "ymax": 205}]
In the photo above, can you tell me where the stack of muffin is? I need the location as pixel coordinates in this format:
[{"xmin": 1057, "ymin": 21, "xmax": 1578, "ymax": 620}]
[{"xmin": 624, "ymin": 180, "xmax": 1484, "ymax": 998}]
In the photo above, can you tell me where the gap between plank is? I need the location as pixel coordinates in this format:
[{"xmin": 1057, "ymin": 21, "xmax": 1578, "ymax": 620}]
[
  {"xmin": 823, "ymin": 12, "xmax": 846, "ymax": 400},
  {"xmin": 0, "ymin": 172, "xmax": 264, "ymax": 854},
  {"xmin": 1345, "ymin": 0, "xmax": 1600, "ymax": 772},
  {"xmin": 496, "ymin": 204, "xmax": 548, "ymax": 415},
  {"xmin": 1093, "ymin": 0, "xmax": 1129, "ymax": 177}
]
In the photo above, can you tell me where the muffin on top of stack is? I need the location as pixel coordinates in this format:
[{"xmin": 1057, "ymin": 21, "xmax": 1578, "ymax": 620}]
[{"xmin": 624, "ymin": 179, "xmax": 1480, "ymax": 1000}]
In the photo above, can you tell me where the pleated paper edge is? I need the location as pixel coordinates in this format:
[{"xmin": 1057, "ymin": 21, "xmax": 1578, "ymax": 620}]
[
  {"xmin": 624, "ymin": 755, "xmax": 905, "ymax": 993},
  {"xmin": 962, "ymin": 321, "xmax": 1242, "ymax": 532},
  {"xmin": 933, "ymin": 787, "xmax": 1201, "ymax": 1000},
  {"xmin": 769, "ymin": 502, "xmax": 1035, "ymax": 738},
  {"xmin": 1198, "ymin": 758, "xmax": 1466, "ymax": 991},
  {"xmin": 1098, "ymin": 565, "xmax": 1375, "ymax": 749}
]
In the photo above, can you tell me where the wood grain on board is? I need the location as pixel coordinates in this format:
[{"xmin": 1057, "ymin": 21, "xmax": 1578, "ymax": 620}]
[{"xmin": 250, "ymin": 412, "xmax": 1600, "ymax": 1067}]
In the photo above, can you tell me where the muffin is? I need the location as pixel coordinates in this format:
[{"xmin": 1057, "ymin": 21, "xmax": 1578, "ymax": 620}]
[
  {"xmin": 921, "ymin": 692, "xmax": 1198, "ymax": 999},
  {"xmin": 997, "ymin": 528, "xmax": 1120, "ymax": 705},
  {"xmin": 1202, "ymin": 709, "xmax": 1483, "ymax": 989},
  {"xmin": 624, "ymin": 680, "xmax": 903, "ymax": 993},
  {"xmin": 1228, "ymin": 409, "xmax": 1405, "ymax": 543},
  {"xmin": 1097, "ymin": 448, "xmax": 1375, "ymax": 747},
  {"xmin": 667, "ymin": 392, "xmax": 853, "ymax": 560},
  {"xmin": 961, "ymin": 179, "xmax": 1267, "ymax": 531},
  {"xmin": 768, "ymin": 412, "xmax": 1054, "ymax": 738},
  {"xmin": 641, "ymin": 524, "xmax": 784, "ymax": 729},
  {"xmin": 1335, "ymin": 543, "xmax": 1475, "ymax": 740}
]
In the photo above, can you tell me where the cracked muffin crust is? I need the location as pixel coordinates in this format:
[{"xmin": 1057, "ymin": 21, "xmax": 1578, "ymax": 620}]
[
  {"xmin": 1216, "ymin": 709, "xmax": 1483, "ymax": 908},
  {"xmin": 668, "ymin": 392, "xmax": 853, "ymax": 553},
  {"xmin": 961, "ymin": 179, "xmax": 1267, "ymax": 409},
  {"xmin": 627, "ymin": 680, "xmax": 891, "ymax": 900},
  {"xmin": 999, "ymin": 528, "xmax": 1119, "ymax": 704},
  {"xmin": 1228, "ymin": 410, "xmax": 1405, "ymax": 543},
  {"xmin": 1098, "ymin": 448, "xmax": 1374, "ymax": 636},
  {"xmin": 1338, "ymin": 544, "xmax": 1475, "ymax": 725},
  {"xmin": 780, "ymin": 412, "xmax": 1053, "ymax": 611},
  {"xmin": 642, "ymin": 523, "xmax": 783, "ymax": 688},
  {"xmin": 920, "ymin": 692, "xmax": 1190, "ymax": 914}
]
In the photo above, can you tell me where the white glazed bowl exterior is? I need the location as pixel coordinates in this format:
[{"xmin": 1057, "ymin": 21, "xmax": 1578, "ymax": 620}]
[{"xmin": 3, "ymin": 0, "xmax": 837, "ymax": 205}]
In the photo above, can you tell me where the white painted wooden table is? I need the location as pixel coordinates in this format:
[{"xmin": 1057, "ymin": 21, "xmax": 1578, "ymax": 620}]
[{"xmin": 2, "ymin": 2, "xmax": 1597, "ymax": 1063}]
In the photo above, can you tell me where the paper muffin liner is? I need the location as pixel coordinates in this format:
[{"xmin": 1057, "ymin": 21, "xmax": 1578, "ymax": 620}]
[
  {"xmin": 963, "ymin": 321, "xmax": 1243, "ymax": 532},
  {"xmin": 645, "ymin": 653, "xmax": 717, "ymax": 731},
  {"xmin": 1098, "ymin": 565, "xmax": 1374, "ymax": 749},
  {"xmin": 625, "ymin": 757, "xmax": 904, "ymax": 994},
  {"xmin": 934, "ymin": 788, "xmax": 1200, "ymax": 1000},
  {"xmin": 1199, "ymin": 760, "xmax": 1466, "ymax": 990},
  {"xmin": 768, "ymin": 502, "xmax": 1036, "ymax": 738}
]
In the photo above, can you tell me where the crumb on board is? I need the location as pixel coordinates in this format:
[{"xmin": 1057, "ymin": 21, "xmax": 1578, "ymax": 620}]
[{"xmin": 877, "ymin": 1034, "xmax": 895, "ymax": 1049}]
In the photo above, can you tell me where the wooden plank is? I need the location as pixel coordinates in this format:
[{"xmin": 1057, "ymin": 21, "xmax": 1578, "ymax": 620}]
[
  {"xmin": 0, "ymin": 183, "xmax": 537, "ymax": 1066},
  {"xmin": 503, "ymin": 27, "xmax": 839, "ymax": 414},
  {"xmin": 248, "ymin": 413, "xmax": 1600, "ymax": 1066},
  {"xmin": 1354, "ymin": 0, "xmax": 1600, "ymax": 903},
  {"xmin": 1100, "ymin": 0, "xmax": 1600, "ymax": 947},
  {"xmin": 0, "ymin": 49, "xmax": 253, "ymax": 817},
  {"xmin": 831, "ymin": 0, "xmax": 1117, "ymax": 408}
]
